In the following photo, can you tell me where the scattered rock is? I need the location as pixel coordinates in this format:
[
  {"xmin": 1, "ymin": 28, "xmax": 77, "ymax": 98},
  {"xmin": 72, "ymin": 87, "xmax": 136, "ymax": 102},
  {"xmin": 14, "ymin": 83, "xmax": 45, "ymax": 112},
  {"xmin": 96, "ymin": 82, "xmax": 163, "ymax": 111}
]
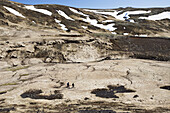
[
  {"xmin": 84, "ymin": 97, "xmax": 90, "ymax": 100},
  {"xmin": 133, "ymin": 95, "xmax": 139, "ymax": 98},
  {"xmin": 16, "ymin": 42, "xmax": 25, "ymax": 47},
  {"xmin": 10, "ymin": 51, "xmax": 18, "ymax": 58},
  {"xmin": 65, "ymin": 99, "xmax": 71, "ymax": 103},
  {"xmin": 9, "ymin": 59, "xmax": 21, "ymax": 67},
  {"xmin": 45, "ymin": 58, "xmax": 52, "ymax": 63}
]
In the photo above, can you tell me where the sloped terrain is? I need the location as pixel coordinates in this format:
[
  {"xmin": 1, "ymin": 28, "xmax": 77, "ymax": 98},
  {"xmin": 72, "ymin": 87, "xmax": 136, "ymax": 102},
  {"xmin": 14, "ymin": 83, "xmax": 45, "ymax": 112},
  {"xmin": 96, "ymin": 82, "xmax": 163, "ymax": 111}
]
[
  {"xmin": 0, "ymin": 59, "xmax": 170, "ymax": 112},
  {"xmin": 0, "ymin": 0, "xmax": 170, "ymax": 62},
  {"xmin": 0, "ymin": 0, "xmax": 170, "ymax": 36},
  {"xmin": 0, "ymin": 0, "xmax": 170, "ymax": 113}
]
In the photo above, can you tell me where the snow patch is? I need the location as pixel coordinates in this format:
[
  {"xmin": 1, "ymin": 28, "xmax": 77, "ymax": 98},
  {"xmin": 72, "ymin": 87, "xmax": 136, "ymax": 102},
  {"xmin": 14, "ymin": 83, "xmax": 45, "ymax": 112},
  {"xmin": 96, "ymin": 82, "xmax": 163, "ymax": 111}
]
[
  {"xmin": 118, "ymin": 10, "xmax": 151, "ymax": 20},
  {"xmin": 54, "ymin": 19, "xmax": 68, "ymax": 31},
  {"xmin": 112, "ymin": 32, "xmax": 117, "ymax": 35},
  {"xmin": 134, "ymin": 34, "xmax": 148, "ymax": 37},
  {"xmin": 73, "ymin": 9, "xmax": 117, "ymax": 31},
  {"xmin": 123, "ymin": 33, "xmax": 129, "ymax": 35},
  {"xmin": 82, "ymin": 26, "xmax": 88, "ymax": 29},
  {"xmin": 85, "ymin": 9, "xmax": 151, "ymax": 23},
  {"xmin": 85, "ymin": 9, "xmax": 119, "ymax": 18},
  {"xmin": 32, "ymin": 21, "xmax": 36, "ymax": 24},
  {"xmin": 83, "ymin": 17, "xmax": 117, "ymax": 31},
  {"xmin": 3, "ymin": 6, "xmax": 25, "ymax": 18},
  {"xmin": 102, "ymin": 20, "xmax": 114, "ymax": 23},
  {"xmin": 139, "ymin": 12, "xmax": 170, "ymax": 20},
  {"xmin": 69, "ymin": 8, "xmax": 88, "ymax": 17},
  {"xmin": 129, "ymin": 19, "xmax": 135, "ymax": 23},
  {"xmin": 57, "ymin": 10, "xmax": 74, "ymax": 21},
  {"xmin": 25, "ymin": 5, "xmax": 52, "ymax": 16},
  {"xmin": 139, "ymin": 34, "xmax": 148, "ymax": 37}
]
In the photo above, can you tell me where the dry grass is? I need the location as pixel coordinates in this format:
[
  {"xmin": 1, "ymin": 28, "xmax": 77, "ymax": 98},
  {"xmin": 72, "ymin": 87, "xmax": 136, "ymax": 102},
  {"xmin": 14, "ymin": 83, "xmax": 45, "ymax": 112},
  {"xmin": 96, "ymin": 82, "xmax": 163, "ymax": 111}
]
[
  {"xmin": 19, "ymin": 74, "xmax": 29, "ymax": 77},
  {"xmin": 0, "ymin": 82, "xmax": 18, "ymax": 87},
  {"xmin": 6, "ymin": 66, "xmax": 29, "ymax": 72}
]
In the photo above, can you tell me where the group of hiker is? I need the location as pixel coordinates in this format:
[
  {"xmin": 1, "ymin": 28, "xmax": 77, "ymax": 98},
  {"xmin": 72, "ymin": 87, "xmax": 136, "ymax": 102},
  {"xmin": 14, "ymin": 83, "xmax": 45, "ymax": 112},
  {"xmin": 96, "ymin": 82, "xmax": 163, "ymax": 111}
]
[{"xmin": 66, "ymin": 82, "xmax": 74, "ymax": 88}]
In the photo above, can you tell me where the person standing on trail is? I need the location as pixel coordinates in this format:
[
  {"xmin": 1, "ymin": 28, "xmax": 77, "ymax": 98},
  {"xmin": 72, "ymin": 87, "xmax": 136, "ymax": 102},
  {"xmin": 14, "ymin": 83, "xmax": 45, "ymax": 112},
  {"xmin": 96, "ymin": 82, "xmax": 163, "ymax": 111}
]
[
  {"xmin": 72, "ymin": 83, "xmax": 74, "ymax": 88},
  {"xmin": 67, "ymin": 82, "xmax": 69, "ymax": 88}
]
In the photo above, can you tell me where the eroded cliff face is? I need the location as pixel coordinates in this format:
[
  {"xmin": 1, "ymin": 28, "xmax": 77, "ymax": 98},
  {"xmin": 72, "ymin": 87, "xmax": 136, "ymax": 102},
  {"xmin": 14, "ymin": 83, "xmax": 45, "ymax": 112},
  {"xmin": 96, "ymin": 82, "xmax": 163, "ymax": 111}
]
[{"xmin": 0, "ymin": 29, "xmax": 169, "ymax": 63}]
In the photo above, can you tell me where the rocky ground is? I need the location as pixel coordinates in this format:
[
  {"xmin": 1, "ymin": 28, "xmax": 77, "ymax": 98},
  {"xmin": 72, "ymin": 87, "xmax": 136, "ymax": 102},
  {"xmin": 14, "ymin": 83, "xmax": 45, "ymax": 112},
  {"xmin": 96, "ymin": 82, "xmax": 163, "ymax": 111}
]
[
  {"xmin": 0, "ymin": 0, "xmax": 170, "ymax": 113},
  {"xmin": 0, "ymin": 28, "xmax": 170, "ymax": 113},
  {"xmin": 0, "ymin": 58, "xmax": 170, "ymax": 112}
]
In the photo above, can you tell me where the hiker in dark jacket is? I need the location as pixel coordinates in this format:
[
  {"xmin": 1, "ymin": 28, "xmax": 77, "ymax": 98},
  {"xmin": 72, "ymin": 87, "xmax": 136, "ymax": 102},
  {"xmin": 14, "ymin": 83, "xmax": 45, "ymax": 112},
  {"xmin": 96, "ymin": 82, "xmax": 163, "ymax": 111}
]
[
  {"xmin": 72, "ymin": 83, "xmax": 74, "ymax": 88},
  {"xmin": 67, "ymin": 82, "xmax": 69, "ymax": 88}
]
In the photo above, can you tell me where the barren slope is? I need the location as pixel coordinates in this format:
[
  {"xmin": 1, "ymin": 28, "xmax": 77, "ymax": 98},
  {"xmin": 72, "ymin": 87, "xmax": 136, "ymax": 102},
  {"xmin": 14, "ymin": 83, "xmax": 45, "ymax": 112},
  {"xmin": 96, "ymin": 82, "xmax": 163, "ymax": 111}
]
[{"xmin": 0, "ymin": 0, "xmax": 170, "ymax": 113}]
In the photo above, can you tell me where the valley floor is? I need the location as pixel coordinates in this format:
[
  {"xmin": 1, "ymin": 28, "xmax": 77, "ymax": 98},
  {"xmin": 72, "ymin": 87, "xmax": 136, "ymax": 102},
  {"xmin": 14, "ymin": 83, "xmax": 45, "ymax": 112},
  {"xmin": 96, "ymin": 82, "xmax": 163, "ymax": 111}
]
[{"xmin": 0, "ymin": 58, "xmax": 170, "ymax": 112}]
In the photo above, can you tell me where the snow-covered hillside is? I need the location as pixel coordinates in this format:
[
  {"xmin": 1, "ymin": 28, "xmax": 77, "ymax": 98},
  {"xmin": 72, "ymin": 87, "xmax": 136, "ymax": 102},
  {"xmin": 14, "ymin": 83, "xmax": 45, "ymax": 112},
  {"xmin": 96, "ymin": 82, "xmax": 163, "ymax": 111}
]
[{"xmin": 0, "ymin": 0, "xmax": 170, "ymax": 37}]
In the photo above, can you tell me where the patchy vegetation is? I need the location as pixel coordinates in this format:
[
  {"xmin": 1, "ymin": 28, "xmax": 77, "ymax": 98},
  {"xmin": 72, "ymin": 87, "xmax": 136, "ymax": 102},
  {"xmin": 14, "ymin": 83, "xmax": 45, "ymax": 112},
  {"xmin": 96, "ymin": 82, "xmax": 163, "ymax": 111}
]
[
  {"xmin": 91, "ymin": 85, "xmax": 135, "ymax": 98},
  {"xmin": 6, "ymin": 66, "xmax": 29, "ymax": 72},
  {"xmin": 0, "ymin": 82, "xmax": 18, "ymax": 86},
  {"xmin": 20, "ymin": 89, "xmax": 63, "ymax": 100}
]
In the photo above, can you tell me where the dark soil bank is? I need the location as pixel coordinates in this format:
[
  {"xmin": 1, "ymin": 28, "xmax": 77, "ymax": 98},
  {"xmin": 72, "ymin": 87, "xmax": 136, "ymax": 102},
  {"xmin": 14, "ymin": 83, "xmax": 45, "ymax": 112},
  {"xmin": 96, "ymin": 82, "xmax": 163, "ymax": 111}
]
[
  {"xmin": 91, "ymin": 85, "xmax": 135, "ymax": 98},
  {"xmin": 111, "ymin": 36, "xmax": 170, "ymax": 61},
  {"xmin": 20, "ymin": 89, "xmax": 63, "ymax": 100}
]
